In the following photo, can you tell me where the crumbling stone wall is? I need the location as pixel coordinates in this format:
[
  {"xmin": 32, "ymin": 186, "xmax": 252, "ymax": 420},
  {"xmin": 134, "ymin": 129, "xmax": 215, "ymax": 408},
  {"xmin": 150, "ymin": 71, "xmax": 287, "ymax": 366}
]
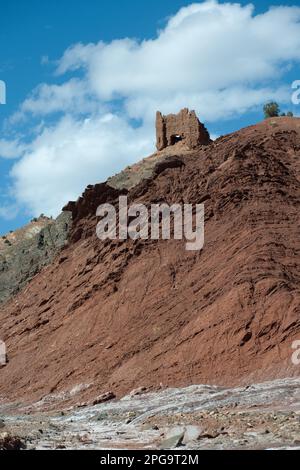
[{"xmin": 156, "ymin": 108, "xmax": 210, "ymax": 151}]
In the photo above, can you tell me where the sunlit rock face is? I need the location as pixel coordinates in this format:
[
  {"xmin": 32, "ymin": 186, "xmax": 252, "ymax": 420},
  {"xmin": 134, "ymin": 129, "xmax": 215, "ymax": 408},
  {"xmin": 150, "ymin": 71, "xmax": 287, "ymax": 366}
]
[{"xmin": 156, "ymin": 108, "xmax": 211, "ymax": 151}]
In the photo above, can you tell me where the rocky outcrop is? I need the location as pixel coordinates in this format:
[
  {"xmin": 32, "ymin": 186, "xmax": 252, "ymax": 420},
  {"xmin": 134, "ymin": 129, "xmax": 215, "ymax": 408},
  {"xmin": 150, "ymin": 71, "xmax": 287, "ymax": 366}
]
[
  {"xmin": 0, "ymin": 212, "xmax": 72, "ymax": 304},
  {"xmin": 0, "ymin": 117, "xmax": 300, "ymax": 407},
  {"xmin": 156, "ymin": 108, "xmax": 211, "ymax": 150}
]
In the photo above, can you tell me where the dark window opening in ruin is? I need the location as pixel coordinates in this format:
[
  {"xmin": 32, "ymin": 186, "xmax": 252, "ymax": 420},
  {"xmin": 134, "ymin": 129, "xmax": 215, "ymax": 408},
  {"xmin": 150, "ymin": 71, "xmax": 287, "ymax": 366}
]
[{"xmin": 170, "ymin": 134, "xmax": 183, "ymax": 145}]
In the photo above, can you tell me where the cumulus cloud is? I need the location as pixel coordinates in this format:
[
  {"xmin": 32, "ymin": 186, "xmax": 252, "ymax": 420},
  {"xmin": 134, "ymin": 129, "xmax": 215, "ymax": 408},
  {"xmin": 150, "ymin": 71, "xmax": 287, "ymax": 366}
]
[
  {"xmin": 2, "ymin": 1, "xmax": 300, "ymax": 218},
  {"xmin": 0, "ymin": 139, "xmax": 27, "ymax": 159},
  {"xmin": 10, "ymin": 114, "xmax": 153, "ymax": 216},
  {"xmin": 0, "ymin": 204, "xmax": 19, "ymax": 221},
  {"xmin": 57, "ymin": 0, "xmax": 300, "ymax": 121},
  {"xmin": 10, "ymin": 79, "xmax": 98, "ymax": 123}
]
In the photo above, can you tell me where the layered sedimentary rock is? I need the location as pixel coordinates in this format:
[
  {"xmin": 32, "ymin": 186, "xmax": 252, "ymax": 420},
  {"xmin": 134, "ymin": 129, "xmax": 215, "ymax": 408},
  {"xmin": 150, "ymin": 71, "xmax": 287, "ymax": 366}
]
[
  {"xmin": 156, "ymin": 108, "xmax": 211, "ymax": 150},
  {"xmin": 0, "ymin": 117, "xmax": 300, "ymax": 407}
]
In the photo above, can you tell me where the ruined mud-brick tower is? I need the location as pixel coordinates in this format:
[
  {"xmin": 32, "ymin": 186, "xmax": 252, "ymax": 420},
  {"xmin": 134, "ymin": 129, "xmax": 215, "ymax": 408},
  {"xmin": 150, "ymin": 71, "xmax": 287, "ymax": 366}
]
[{"xmin": 156, "ymin": 108, "xmax": 211, "ymax": 151}]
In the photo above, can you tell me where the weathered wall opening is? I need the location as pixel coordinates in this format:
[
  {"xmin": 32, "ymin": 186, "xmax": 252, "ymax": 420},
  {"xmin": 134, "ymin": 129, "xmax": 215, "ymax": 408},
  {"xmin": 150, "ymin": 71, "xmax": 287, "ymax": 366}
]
[
  {"xmin": 170, "ymin": 134, "xmax": 183, "ymax": 145},
  {"xmin": 156, "ymin": 108, "xmax": 210, "ymax": 151}
]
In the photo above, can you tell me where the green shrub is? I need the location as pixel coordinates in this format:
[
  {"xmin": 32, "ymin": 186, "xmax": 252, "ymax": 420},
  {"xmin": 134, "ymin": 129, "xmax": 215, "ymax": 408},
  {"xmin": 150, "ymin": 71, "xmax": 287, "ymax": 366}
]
[{"xmin": 263, "ymin": 102, "xmax": 280, "ymax": 118}]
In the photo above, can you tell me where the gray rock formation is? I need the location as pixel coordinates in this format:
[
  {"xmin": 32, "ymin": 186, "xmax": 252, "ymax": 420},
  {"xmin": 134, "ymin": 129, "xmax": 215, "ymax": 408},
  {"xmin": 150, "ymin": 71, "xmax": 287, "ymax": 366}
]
[{"xmin": 0, "ymin": 212, "xmax": 72, "ymax": 304}]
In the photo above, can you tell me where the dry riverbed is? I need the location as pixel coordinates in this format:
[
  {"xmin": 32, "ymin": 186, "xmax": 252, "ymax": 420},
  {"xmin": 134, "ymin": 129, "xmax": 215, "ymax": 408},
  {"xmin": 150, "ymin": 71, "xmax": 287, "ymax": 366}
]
[{"xmin": 1, "ymin": 378, "xmax": 300, "ymax": 450}]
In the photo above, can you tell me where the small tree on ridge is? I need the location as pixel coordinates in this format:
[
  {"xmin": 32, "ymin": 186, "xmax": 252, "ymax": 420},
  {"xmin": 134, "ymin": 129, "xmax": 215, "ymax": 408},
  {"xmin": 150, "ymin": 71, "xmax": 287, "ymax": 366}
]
[{"xmin": 263, "ymin": 101, "xmax": 280, "ymax": 119}]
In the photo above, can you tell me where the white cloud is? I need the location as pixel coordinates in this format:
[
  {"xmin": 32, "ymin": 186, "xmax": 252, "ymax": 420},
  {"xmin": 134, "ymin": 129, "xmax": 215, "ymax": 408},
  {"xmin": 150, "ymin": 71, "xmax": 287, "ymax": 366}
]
[
  {"xmin": 0, "ymin": 204, "xmax": 19, "ymax": 221},
  {"xmin": 2, "ymin": 1, "xmax": 300, "ymax": 218},
  {"xmin": 10, "ymin": 114, "xmax": 153, "ymax": 216},
  {"xmin": 0, "ymin": 139, "xmax": 26, "ymax": 159},
  {"xmin": 10, "ymin": 78, "xmax": 98, "ymax": 123},
  {"xmin": 57, "ymin": 0, "xmax": 300, "ymax": 121},
  {"xmin": 125, "ymin": 85, "xmax": 291, "ymax": 122}
]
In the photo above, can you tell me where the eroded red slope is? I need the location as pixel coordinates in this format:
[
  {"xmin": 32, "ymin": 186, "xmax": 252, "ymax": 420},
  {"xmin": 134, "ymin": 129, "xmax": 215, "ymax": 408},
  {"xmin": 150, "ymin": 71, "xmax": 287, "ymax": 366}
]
[{"xmin": 1, "ymin": 117, "xmax": 300, "ymax": 406}]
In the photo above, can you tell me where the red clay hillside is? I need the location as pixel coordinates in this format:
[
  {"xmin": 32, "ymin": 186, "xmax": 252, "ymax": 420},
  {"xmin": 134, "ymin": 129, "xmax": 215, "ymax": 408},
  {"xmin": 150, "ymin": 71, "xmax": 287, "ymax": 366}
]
[{"xmin": 0, "ymin": 115, "xmax": 300, "ymax": 408}]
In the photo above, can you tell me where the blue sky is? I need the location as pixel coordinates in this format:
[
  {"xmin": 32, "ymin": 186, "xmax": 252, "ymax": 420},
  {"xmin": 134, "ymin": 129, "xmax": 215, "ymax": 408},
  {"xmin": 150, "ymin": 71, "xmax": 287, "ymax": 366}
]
[{"xmin": 0, "ymin": 0, "xmax": 300, "ymax": 235}]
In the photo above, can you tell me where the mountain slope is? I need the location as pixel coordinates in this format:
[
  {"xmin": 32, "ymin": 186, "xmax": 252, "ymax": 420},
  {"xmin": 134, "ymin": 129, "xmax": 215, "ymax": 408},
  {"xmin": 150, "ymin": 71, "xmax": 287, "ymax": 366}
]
[
  {"xmin": 0, "ymin": 117, "xmax": 300, "ymax": 407},
  {"xmin": 0, "ymin": 213, "xmax": 71, "ymax": 304}
]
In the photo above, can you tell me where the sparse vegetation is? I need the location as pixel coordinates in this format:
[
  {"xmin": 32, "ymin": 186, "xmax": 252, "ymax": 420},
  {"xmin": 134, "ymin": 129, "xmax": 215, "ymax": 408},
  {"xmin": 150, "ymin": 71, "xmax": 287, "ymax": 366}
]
[
  {"xmin": 281, "ymin": 111, "xmax": 294, "ymax": 117},
  {"xmin": 264, "ymin": 102, "xmax": 294, "ymax": 119},
  {"xmin": 263, "ymin": 101, "xmax": 280, "ymax": 118}
]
